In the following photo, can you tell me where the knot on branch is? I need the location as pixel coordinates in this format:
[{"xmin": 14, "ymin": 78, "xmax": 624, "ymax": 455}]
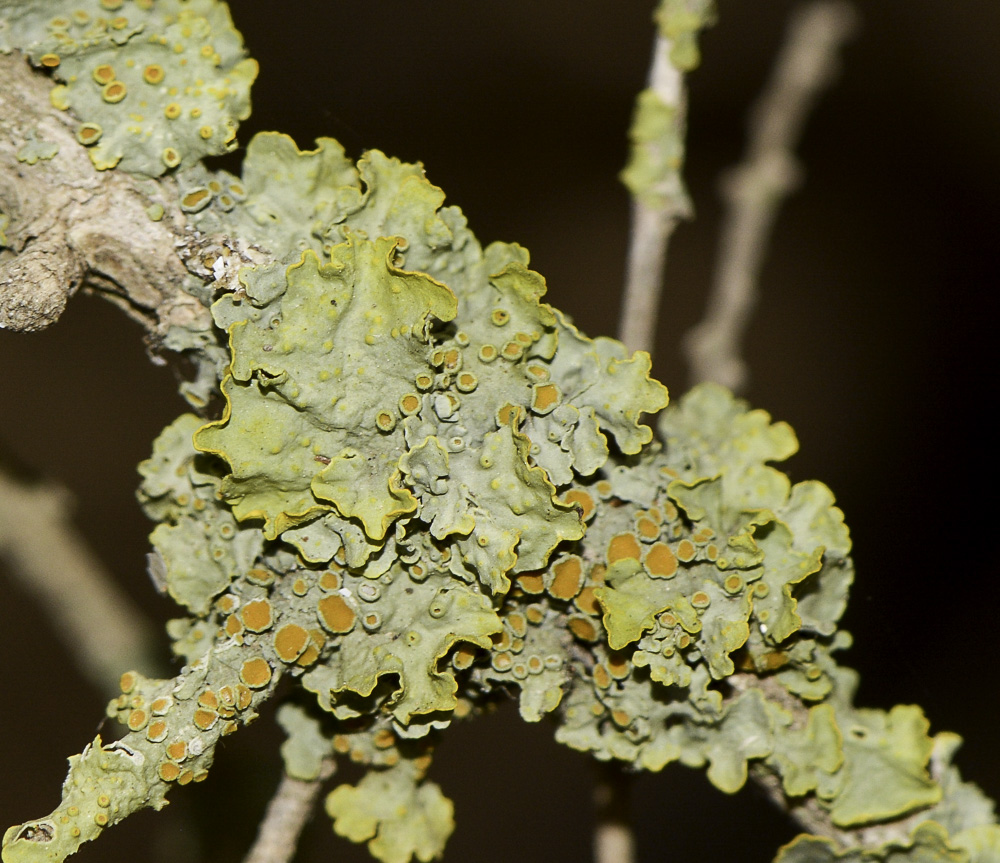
[{"xmin": 0, "ymin": 239, "xmax": 84, "ymax": 332}]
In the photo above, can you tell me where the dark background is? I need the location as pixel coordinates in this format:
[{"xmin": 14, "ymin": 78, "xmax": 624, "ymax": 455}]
[{"xmin": 1, "ymin": 2, "xmax": 997, "ymax": 862}]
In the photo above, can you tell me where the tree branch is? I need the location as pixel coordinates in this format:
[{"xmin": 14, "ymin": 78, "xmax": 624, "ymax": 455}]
[
  {"xmin": 730, "ymin": 673, "xmax": 947, "ymax": 852},
  {"xmin": 618, "ymin": 31, "xmax": 692, "ymax": 357},
  {"xmin": 0, "ymin": 469, "xmax": 161, "ymax": 694},
  {"xmin": 618, "ymin": 14, "xmax": 707, "ymax": 359},
  {"xmin": 683, "ymin": 1, "xmax": 858, "ymax": 392},
  {"xmin": 242, "ymin": 760, "xmax": 336, "ymax": 863},
  {"xmin": 0, "ymin": 51, "xmax": 249, "ymax": 341},
  {"xmin": 593, "ymin": 760, "xmax": 635, "ymax": 863}
]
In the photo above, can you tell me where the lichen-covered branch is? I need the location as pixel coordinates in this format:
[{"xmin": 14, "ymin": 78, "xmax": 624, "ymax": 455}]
[
  {"xmin": 1, "ymin": 5, "xmax": 996, "ymax": 863},
  {"xmin": 619, "ymin": 0, "xmax": 715, "ymax": 356},
  {"xmin": 0, "ymin": 48, "xmax": 255, "ymax": 346},
  {"xmin": 683, "ymin": 1, "xmax": 857, "ymax": 392},
  {"xmin": 0, "ymin": 468, "xmax": 159, "ymax": 694}
]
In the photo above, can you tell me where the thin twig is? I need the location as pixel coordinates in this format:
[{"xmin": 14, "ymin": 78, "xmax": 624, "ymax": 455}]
[
  {"xmin": 593, "ymin": 761, "xmax": 635, "ymax": 863},
  {"xmin": 0, "ymin": 469, "xmax": 161, "ymax": 695},
  {"xmin": 619, "ymin": 31, "xmax": 692, "ymax": 356},
  {"xmin": 684, "ymin": 1, "xmax": 858, "ymax": 392},
  {"xmin": 242, "ymin": 759, "xmax": 336, "ymax": 863},
  {"xmin": 608, "ymin": 7, "xmax": 717, "ymax": 861}
]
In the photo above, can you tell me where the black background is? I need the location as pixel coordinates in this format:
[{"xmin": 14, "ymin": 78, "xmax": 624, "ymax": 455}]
[{"xmin": 1, "ymin": 2, "xmax": 997, "ymax": 862}]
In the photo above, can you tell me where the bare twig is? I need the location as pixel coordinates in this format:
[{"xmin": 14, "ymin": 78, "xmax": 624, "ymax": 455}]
[
  {"xmin": 242, "ymin": 759, "xmax": 336, "ymax": 863},
  {"xmin": 593, "ymin": 761, "xmax": 635, "ymax": 863},
  {"xmin": 684, "ymin": 1, "xmax": 858, "ymax": 392},
  {"xmin": 0, "ymin": 469, "xmax": 161, "ymax": 694}
]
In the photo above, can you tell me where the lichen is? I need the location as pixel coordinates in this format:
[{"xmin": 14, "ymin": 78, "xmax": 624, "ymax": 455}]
[
  {"xmin": 15, "ymin": 130, "xmax": 58, "ymax": 164},
  {"xmin": 773, "ymin": 822, "xmax": 968, "ymax": 863},
  {"xmin": 620, "ymin": 0, "xmax": 716, "ymax": 209},
  {"xmin": 0, "ymin": 0, "xmax": 257, "ymax": 175},
  {"xmin": 2, "ymin": 116, "xmax": 993, "ymax": 863},
  {"xmin": 654, "ymin": 0, "xmax": 717, "ymax": 71},
  {"xmin": 326, "ymin": 760, "xmax": 454, "ymax": 863}
]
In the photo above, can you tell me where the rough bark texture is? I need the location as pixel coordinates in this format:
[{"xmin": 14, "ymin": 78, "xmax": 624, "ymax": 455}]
[{"xmin": 0, "ymin": 50, "xmax": 210, "ymax": 340}]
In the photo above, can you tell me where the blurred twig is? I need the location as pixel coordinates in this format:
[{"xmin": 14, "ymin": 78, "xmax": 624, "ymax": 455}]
[
  {"xmin": 593, "ymin": 761, "xmax": 635, "ymax": 863},
  {"xmin": 242, "ymin": 759, "xmax": 336, "ymax": 863},
  {"xmin": 0, "ymin": 467, "xmax": 160, "ymax": 695},
  {"xmin": 619, "ymin": 28, "xmax": 691, "ymax": 357},
  {"xmin": 619, "ymin": 0, "xmax": 714, "ymax": 357},
  {"xmin": 684, "ymin": 1, "xmax": 858, "ymax": 392}
]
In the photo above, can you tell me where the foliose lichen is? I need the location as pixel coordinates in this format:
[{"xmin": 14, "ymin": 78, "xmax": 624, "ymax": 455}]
[
  {"xmin": 15, "ymin": 130, "xmax": 59, "ymax": 164},
  {"xmin": 2, "ymin": 6, "xmax": 996, "ymax": 860},
  {"xmin": 0, "ymin": 0, "xmax": 257, "ymax": 175}
]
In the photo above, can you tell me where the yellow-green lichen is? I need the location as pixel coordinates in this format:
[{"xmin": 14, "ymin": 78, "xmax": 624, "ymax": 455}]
[
  {"xmin": 4, "ymin": 89, "xmax": 993, "ymax": 863},
  {"xmin": 15, "ymin": 131, "xmax": 59, "ymax": 165},
  {"xmin": 0, "ymin": 0, "xmax": 257, "ymax": 175},
  {"xmin": 326, "ymin": 760, "xmax": 454, "ymax": 863}
]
